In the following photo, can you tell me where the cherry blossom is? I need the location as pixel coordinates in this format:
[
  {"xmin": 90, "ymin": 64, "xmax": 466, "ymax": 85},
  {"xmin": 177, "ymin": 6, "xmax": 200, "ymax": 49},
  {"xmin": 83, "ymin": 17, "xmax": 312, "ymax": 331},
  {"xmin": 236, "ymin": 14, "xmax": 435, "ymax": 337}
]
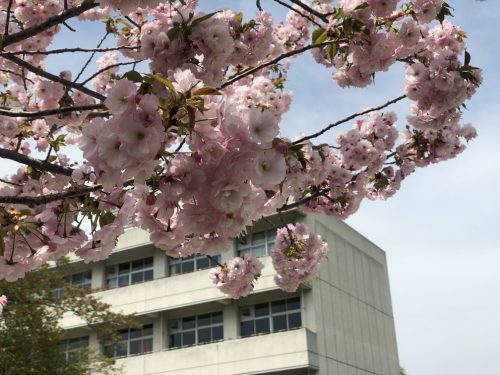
[
  {"xmin": 0, "ymin": 0, "xmax": 482, "ymax": 299},
  {"xmin": 271, "ymin": 224, "xmax": 328, "ymax": 293},
  {"xmin": 0, "ymin": 295, "xmax": 7, "ymax": 314},
  {"xmin": 209, "ymin": 256, "xmax": 264, "ymax": 299}
]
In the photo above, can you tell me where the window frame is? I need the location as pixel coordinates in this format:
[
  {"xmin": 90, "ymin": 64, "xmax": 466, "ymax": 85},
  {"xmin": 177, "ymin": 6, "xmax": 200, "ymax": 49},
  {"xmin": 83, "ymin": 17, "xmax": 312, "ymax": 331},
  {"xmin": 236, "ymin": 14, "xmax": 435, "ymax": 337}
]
[
  {"xmin": 60, "ymin": 336, "xmax": 89, "ymax": 362},
  {"xmin": 106, "ymin": 257, "xmax": 154, "ymax": 289},
  {"xmin": 168, "ymin": 254, "xmax": 221, "ymax": 276},
  {"xmin": 53, "ymin": 270, "xmax": 92, "ymax": 299},
  {"xmin": 114, "ymin": 324, "xmax": 154, "ymax": 358},
  {"xmin": 168, "ymin": 311, "xmax": 224, "ymax": 349},
  {"xmin": 239, "ymin": 297, "xmax": 302, "ymax": 337},
  {"xmin": 236, "ymin": 229, "xmax": 277, "ymax": 258}
]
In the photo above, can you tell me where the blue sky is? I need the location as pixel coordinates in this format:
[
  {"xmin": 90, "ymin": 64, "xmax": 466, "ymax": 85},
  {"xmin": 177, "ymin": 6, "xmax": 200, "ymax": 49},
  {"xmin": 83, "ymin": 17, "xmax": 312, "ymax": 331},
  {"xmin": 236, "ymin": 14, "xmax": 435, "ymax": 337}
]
[{"xmin": 3, "ymin": 1, "xmax": 499, "ymax": 374}]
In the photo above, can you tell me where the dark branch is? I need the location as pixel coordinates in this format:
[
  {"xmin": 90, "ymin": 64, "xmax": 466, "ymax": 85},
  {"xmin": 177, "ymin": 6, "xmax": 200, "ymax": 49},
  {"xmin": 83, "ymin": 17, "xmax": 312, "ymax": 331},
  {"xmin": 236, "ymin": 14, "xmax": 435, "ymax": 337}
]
[
  {"xmin": 74, "ymin": 32, "xmax": 109, "ymax": 83},
  {"xmin": 286, "ymin": 0, "xmax": 328, "ymax": 22},
  {"xmin": 0, "ymin": 46, "xmax": 137, "ymax": 56},
  {"xmin": 0, "ymin": 148, "xmax": 73, "ymax": 176},
  {"xmin": 4, "ymin": 0, "xmax": 13, "ymax": 38},
  {"xmin": 2, "ymin": 54, "xmax": 105, "ymax": 101},
  {"xmin": 220, "ymin": 41, "xmax": 339, "ymax": 89},
  {"xmin": 0, "ymin": 185, "xmax": 102, "ymax": 205},
  {"xmin": 1, "ymin": 0, "xmax": 99, "ymax": 48},
  {"xmin": 277, "ymin": 188, "xmax": 331, "ymax": 212},
  {"xmin": 80, "ymin": 60, "xmax": 144, "ymax": 85},
  {"xmin": 293, "ymin": 95, "xmax": 408, "ymax": 144},
  {"xmin": 272, "ymin": 0, "xmax": 321, "ymax": 27},
  {"xmin": 0, "ymin": 104, "xmax": 104, "ymax": 118}
]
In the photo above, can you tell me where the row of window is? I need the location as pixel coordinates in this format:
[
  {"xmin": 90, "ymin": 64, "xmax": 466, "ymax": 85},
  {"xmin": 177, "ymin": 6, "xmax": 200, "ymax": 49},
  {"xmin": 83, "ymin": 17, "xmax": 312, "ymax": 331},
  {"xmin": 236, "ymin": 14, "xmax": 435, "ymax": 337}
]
[
  {"xmin": 62, "ymin": 297, "xmax": 301, "ymax": 358},
  {"xmin": 62, "ymin": 229, "xmax": 276, "ymax": 290}
]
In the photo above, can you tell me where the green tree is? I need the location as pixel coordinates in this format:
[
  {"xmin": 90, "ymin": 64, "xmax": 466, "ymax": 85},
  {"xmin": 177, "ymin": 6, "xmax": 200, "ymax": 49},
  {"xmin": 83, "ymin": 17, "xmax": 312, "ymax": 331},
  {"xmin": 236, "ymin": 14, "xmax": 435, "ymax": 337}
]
[{"xmin": 0, "ymin": 260, "xmax": 138, "ymax": 375}]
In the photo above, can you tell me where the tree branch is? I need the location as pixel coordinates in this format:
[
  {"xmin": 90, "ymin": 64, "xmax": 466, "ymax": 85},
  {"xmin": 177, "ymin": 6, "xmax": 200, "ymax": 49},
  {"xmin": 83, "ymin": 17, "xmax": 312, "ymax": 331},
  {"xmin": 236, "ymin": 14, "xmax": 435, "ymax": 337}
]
[
  {"xmin": 293, "ymin": 95, "xmax": 408, "ymax": 144},
  {"xmin": 2, "ymin": 54, "xmax": 105, "ymax": 101},
  {"xmin": 0, "ymin": 46, "xmax": 137, "ymax": 56},
  {"xmin": 1, "ymin": 0, "xmax": 99, "ymax": 48},
  {"xmin": 219, "ymin": 41, "xmax": 339, "ymax": 89},
  {"xmin": 74, "ymin": 32, "xmax": 109, "ymax": 83},
  {"xmin": 0, "ymin": 148, "xmax": 73, "ymax": 176},
  {"xmin": 286, "ymin": 0, "xmax": 328, "ymax": 22},
  {"xmin": 0, "ymin": 185, "xmax": 102, "ymax": 205},
  {"xmin": 3, "ymin": 0, "xmax": 13, "ymax": 38},
  {"xmin": 0, "ymin": 104, "xmax": 105, "ymax": 118},
  {"xmin": 277, "ymin": 188, "xmax": 331, "ymax": 212},
  {"xmin": 272, "ymin": 0, "xmax": 321, "ymax": 27},
  {"xmin": 80, "ymin": 60, "xmax": 144, "ymax": 85}
]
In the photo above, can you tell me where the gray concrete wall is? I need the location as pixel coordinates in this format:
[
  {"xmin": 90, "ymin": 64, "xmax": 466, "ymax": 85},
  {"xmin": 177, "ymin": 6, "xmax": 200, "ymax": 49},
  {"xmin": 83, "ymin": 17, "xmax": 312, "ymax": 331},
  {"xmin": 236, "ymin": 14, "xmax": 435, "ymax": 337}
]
[{"xmin": 304, "ymin": 214, "xmax": 400, "ymax": 375}]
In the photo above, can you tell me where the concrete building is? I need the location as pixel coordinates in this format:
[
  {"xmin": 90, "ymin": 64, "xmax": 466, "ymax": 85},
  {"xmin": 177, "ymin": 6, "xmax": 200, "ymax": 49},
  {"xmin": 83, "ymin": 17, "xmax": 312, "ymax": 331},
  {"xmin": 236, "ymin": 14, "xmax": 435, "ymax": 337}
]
[{"xmin": 60, "ymin": 211, "xmax": 400, "ymax": 375}]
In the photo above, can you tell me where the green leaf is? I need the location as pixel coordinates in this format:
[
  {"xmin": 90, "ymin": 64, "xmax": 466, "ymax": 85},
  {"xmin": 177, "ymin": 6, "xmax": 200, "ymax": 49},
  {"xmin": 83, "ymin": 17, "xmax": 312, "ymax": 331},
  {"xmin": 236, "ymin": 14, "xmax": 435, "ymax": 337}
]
[
  {"xmin": 312, "ymin": 28, "xmax": 327, "ymax": 44},
  {"xmin": 192, "ymin": 86, "xmax": 222, "ymax": 96},
  {"xmin": 436, "ymin": 2, "xmax": 454, "ymax": 24},
  {"xmin": 354, "ymin": 2, "xmax": 369, "ymax": 10},
  {"xmin": 150, "ymin": 73, "xmax": 176, "ymax": 92},
  {"xmin": 326, "ymin": 43, "xmax": 338, "ymax": 60},
  {"xmin": 26, "ymin": 166, "xmax": 42, "ymax": 180},
  {"xmin": 99, "ymin": 212, "xmax": 116, "ymax": 228},
  {"xmin": 191, "ymin": 11, "xmax": 219, "ymax": 27},
  {"xmin": 167, "ymin": 25, "xmax": 181, "ymax": 41},
  {"xmin": 464, "ymin": 50, "xmax": 471, "ymax": 66},
  {"xmin": 123, "ymin": 70, "xmax": 143, "ymax": 83}
]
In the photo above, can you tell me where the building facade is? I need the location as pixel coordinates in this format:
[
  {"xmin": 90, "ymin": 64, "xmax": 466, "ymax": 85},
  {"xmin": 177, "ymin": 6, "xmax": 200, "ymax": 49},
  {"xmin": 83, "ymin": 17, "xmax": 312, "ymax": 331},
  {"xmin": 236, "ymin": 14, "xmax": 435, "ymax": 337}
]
[{"xmin": 60, "ymin": 211, "xmax": 400, "ymax": 375}]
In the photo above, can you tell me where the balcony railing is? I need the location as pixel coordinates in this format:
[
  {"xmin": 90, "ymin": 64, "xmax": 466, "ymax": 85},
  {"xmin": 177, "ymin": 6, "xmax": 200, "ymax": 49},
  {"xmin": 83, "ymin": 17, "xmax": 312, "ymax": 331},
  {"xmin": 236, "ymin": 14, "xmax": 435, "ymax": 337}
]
[
  {"xmin": 60, "ymin": 256, "xmax": 280, "ymax": 329},
  {"xmin": 116, "ymin": 328, "xmax": 318, "ymax": 375}
]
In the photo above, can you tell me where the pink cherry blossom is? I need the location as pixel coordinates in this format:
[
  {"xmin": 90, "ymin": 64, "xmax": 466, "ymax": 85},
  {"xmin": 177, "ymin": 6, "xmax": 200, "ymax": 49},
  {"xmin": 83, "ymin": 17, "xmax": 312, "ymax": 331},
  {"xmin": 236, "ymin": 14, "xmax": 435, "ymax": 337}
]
[
  {"xmin": 271, "ymin": 224, "xmax": 328, "ymax": 293},
  {"xmin": 209, "ymin": 256, "xmax": 264, "ymax": 299}
]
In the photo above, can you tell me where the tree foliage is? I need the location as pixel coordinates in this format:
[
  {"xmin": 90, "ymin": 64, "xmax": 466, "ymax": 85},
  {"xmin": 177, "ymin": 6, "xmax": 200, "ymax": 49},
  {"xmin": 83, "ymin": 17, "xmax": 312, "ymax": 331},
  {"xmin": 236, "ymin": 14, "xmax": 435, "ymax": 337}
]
[{"xmin": 0, "ymin": 260, "xmax": 138, "ymax": 375}]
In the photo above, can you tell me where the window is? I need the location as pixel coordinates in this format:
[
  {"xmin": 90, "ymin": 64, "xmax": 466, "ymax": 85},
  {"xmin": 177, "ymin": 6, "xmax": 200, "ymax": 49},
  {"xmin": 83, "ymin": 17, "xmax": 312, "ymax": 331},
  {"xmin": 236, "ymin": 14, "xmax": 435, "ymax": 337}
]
[
  {"xmin": 60, "ymin": 336, "xmax": 89, "ymax": 362},
  {"xmin": 68, "ymin": 271, "xmax": 92, "ymax": 289},
  {"xmin": 240, "ymin": 297, "xmax": 302, "ymax": 337},
  {"xmin": 106, "ymin": 257, "xmax": 153, "ymax": 288},
  {"xmin": 115, "ymin": 324, "xmax": 153, "ymax": 357},
  {"xmin": 236, "ymin": 229, "xmax": 276, "ymax": 258},
  {"xmin": 169, "ymin": 312, "xmax": 223, "ymax": 348},
  {"xmin": 54, "ymin": 271, "xmax": 92, "ymax": 299},
  {"xmin": 169, "ymin": 254, "xmax": 220, "ymax": 276}
]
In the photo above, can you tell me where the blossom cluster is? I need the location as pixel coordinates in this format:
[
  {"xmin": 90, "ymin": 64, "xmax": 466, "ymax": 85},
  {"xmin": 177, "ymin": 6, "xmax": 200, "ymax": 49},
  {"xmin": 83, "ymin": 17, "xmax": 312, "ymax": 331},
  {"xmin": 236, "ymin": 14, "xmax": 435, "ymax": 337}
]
[
  {"xmin": 209, "ymin": 256, "xmax": 264, "ymax": 299},
  {"xmin": 271, "ymin": 224, "xmax": 328, "ymax": 293},
  {"xmin": 0, "ymin": 1, "xmax": 482, "ymax": 298}
]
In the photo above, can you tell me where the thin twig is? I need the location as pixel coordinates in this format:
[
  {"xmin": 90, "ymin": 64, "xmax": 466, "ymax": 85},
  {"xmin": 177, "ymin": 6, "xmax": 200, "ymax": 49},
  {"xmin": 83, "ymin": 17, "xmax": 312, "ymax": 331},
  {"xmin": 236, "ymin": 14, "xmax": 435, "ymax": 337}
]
[
  {"xmin": 125, "ymin": 16, "xmax": 141, "ymax": 29},
  {"xmin": 2, "ymin": 54, "xmax": 105, "ymax": 100},
  {"xmin": 277, "ymin": 188, "xmax": 331, "ymax": 212},
  {"xmin": 293, "ymin": 95, "xmax": 408, "ymax": 144},
  {"xmin": 80, "ymin": 60, "xmax": 144, "ymax": 85},
  {"xmin": 273, "ymin": 0, "xmax": 321, "ymax": 27},
  {"xmin": 0, "ymin": 68, "xmax": 35, "ymax": 83},
  {"xmin": 62, "ymin": 21, "xmax": 76, "ymax": 32},
  {"xmin": 0, "ymin": 104, "xmax": 104, "ymax": 118},
  {"xmin": 220, "ymin": 40, "xmax": 339, "ymax": 89},
  {"xmin": 3, "ymin": 0, "xmax": 13, "ymax": 38},
  {"xmin": 0, "ymin": 46, "xmax": 137, "ymax": 56},
  {"xmin": 0, "ymin": 185, "xmax": 102, "ymax": 205},
  {"xmin": 0, "ymin": 177, "xmax": 21, "ymax": 187},
  {"xmin": 206, "ymin": 254, "xmax": 224, "ymax": 268},
  {"xmin": 286, "ymin": 0, "xmax": 328, "ymax": 22},
  {"xmin": 0, "ymin": 148, "xmax": 73, "ymax": 176},
  {"xmin": 74, "ymin": 32, "xmax": 109, "ymax": 82},
  {"xmin": 2, "ymin": 0, "xmax": 99, "ymax": 48}
]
